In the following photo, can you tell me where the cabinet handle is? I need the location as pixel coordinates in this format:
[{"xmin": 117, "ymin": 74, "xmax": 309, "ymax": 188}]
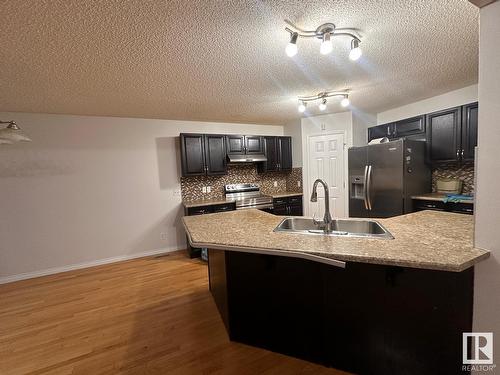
[
  {"xmin": 461, "ymin": 149, "xmax": 464, "ymax": 159},
  {"xmin": 456, "ymin": 150, "xmax": 460, "ymax": 159}
]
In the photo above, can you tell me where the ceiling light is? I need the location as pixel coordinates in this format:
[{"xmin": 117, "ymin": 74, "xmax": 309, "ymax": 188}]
[
  {"xmin": 320, "ymin": 33, "xmax": 333, "ymax": 55},
  {"xmin": 284, "ymin": 20, "xmax": 362, "ymax": 61},
  {"xmin": 0, "ymin": 121, "xmax": 32, "ymax": 143},
  {"xmin": 285, "ymin": 32, "xmax": 298, "ymax": 57},
  {"xmin": 297, "ymin": 90, "xmax": 350, "ymax": 112},
  {"xmin": 349, "ymin": 39, "xmax": 362, "ymax": 61},
  {"xmin": 298, "ymin": 101, "xmax": 306, "ymax": 113}
]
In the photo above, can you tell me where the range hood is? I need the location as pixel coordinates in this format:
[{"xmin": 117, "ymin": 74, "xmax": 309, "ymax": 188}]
[{"xmin": 227, "ymin": 154, "xmax": 267, "ymax": 163}]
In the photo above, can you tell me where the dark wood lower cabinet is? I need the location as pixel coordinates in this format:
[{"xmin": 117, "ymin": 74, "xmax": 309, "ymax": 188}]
[{"xmin": 208, "ymin": 249, "xmax": 473, "ymax": 375}]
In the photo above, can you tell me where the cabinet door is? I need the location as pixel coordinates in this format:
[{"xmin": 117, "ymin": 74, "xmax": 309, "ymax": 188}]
[
  {"xmin": 368, "ymin": 124, "xmax": 393, "ymax": 142},
  {"xmin": 226, "ymin": 135, "xmax": 245, "ymax": 154},
  {"xmin": 261, "ymin": 137, "xmax": 279, "ymax": 172},
  {"xmin": 427, "ymin": 107, "xmax": 461, "ymax": 163},
  {"xmin": 180, "ymin": 133, "xmax": 206, "ymax": 176},
  {"xmin": 278, "ymin": 137, "xmax": 293, "ymax": 171},
  {"xmin": 245, "ymin": 136, "xmax": 263, "ymax": 154},
  {"xmin": 461, "ymin": 102, "xmax": 478, "ymax": 162},
  {"xmin": 204, "ymin": 134, "xmax": 227, "ymax": 175},
  {"xmin": 393, "ymin": 116, "xmax": 425, "ymax": 138}
]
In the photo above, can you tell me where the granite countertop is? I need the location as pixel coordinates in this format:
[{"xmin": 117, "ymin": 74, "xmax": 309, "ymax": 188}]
[
  {"xmin": 183, "ymin": 198, "xmax": 235, "ymax": 208},
  {"xmin": 412, "ymin": 193, "xmax": 474, "ymax": 204},
  {"xmin": 182, "ymin": 209, "xmax": 489, "ymax": 272},
  {"xmin": 266, "ymin": 192, "xmax": 303, "ymax": 199}
]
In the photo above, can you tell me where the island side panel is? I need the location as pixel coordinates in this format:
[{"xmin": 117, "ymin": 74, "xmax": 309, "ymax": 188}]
[
  {"xmin": 207, "ymin": 248, "xmax": 230, "ymax": 331},
  {"xmin": 208, "ymin": 249, "xmax": 474, "ymax": 375}
]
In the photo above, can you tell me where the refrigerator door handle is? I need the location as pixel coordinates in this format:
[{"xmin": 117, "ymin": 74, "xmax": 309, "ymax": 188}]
[
  {"xmin": 366, "ymin": 165, "xmax": 373, "ymax": 210},
  {"xmin": 363, "ymin": 165, "xmax": 369, "ymax": 210}
]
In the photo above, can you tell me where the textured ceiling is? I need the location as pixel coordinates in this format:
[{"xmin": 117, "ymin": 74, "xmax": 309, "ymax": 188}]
[{"xmin": 0, "ymin": 0, "xmax": 479, "ymax": 125}]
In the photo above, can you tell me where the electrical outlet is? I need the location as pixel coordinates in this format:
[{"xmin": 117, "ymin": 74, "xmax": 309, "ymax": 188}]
[
  {"xmin": 202, "ymin": 186, "xmax": 207, "ymax": 194},
  {"xmin": 160, "ymin": 233, "xmax": 168, "ymax": 240},
  {"xmin": 207, "ymin": 186, "xmax": 211, "ymax": 193},
  {"xmin": 173, "ymin": 189, "xmax": 181, "ymax": 197},
  {"xmin": 273, "ymin": 181, "xmax": 278, "ymax": 187},
  {"xmin": 297, "ymin": 181, "xmax": 301, "ymax": 187}
]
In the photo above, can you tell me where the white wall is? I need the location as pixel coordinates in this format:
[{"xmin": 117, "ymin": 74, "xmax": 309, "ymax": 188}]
[
  {"xmin": 352, "ymin": 110, "xmax": 376, "ymax": 146},
  {"xmin": 377, "ymin": 84, "xmax": 478, "ymax": 124},
  {"xmin": 0, "ymin": 112, "xmax": 283, "ymax": 282},
  {"xmin": 284, "ymin": 119, "xmax": 302, "ymax": 168},
  {"xmin": 301, "ymin": 112, "xmax": 353, "ymax": 217},
  {"xmin": 473, "ymin": 1, "xmax": 500, "ymax": 369}
]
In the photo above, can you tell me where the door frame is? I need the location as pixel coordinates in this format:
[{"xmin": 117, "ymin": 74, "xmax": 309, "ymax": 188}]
[{"xmin": 303, "ymin": 131, "xmax": 348, "ymax": 218}]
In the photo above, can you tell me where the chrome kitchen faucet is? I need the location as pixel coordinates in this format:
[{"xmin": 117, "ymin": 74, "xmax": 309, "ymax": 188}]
[{"xmin": 310, "ymin": 179, "xmax": 334, "ymax": 233}]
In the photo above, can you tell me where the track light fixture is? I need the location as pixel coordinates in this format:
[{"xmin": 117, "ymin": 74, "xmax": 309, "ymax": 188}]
[
  {"xmin": 284, "ymin": 20, "xmax": 362, "ymax": 60},
  {"xmin": 297, "ymin": 91, "xmax": 350, "ymax": 113},
  {"xmin": 0, "ymin": 120, "xmax": 32, "ymax": 144}
]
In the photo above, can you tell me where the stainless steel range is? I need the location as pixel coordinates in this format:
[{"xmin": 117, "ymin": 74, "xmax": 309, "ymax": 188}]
[{"xmin": 225, "ymin": 183, "xmax": 273, "ymax": 210}]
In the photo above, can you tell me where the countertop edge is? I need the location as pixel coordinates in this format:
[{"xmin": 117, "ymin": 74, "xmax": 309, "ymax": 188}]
[{"xmin": 181, "ymin": 217, "xmax": 489, "ymax": 272}]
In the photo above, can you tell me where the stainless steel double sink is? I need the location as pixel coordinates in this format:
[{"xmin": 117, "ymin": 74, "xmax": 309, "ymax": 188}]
[{"xmin": 274, "ymin": 217, "xmax": 394, "ymax": 239}]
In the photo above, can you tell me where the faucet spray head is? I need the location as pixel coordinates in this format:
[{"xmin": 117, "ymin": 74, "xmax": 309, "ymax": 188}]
[{"xmin": 310, "ymin": 191, "xmax": 318, "ymax": 202}]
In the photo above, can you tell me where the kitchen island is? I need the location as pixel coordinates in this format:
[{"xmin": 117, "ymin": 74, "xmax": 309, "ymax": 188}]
[{"xmin": 182, "ymin": 210, "xmax": 489, "ymax": 375}]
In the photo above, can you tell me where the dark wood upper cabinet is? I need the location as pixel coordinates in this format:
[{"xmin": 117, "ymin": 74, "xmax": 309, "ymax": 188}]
[
  {"xmin": 245, "ymin": 136, "xmax": 264, "ymax": 154},
  {"xmin": 278, "ymin": 137, "xmax": 292, "ymax": 171},
  {"xmin": 180, "ymin": 134, "xmax": 206, "ymax": 176},
  {"xmin": 427, "ymin": 106, "xmax": 462, "ymax": 163},
  {"xmin": 180, "ymin": 133, "xmax": 227, "ymax": 177},
  {"xmin": 226, "ymin": 135, "xmax": 245, "ymax": 154},
  {"xmin": 368, "ymin": 124, "xmax": 393, "ymax": 142},
  {"xmin": 367, "ymin": 102, "xmax": 477, "ymax": 164},
  {"xmin": 204, "ymin": 134, "xmax": 227, "ymax": 175},
  {"xmin": 393, "ymin": 116, "xmax": 426, "ymax": 138},
  {"xmin": 258, "ymin": 136, "xmax": 292, "ymax": 172},
  {"xmin": 226, "ymin": 135, "xmax": 263, "ymax": 155},
  {"xmin": 461, "ymin": 102, "xmax": 478, "ymax": 162},
  {"xmin": 261, "ymin": 136, "xmax": 279, "ymax": 171}
]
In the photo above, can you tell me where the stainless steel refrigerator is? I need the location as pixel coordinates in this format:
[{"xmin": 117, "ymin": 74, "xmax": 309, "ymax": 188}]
[{"xmin": 348, "ymin": 139, "xmax": 431, "ymax": 218}]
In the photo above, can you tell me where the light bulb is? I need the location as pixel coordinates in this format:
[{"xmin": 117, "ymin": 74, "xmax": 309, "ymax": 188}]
[
  {"xmin": 319, "ymin": 99, "xmax": 327, "ymax": 111},
  {"xmin": 286, "ymin": 43, "xmax": 298, "ymax": 57},
  {"xmin": 320, "ymin": 33, "xmax": 333, "ymax": 55},
  {"xmin": 341, "ymin": 97, "xmax": 350, "ymax": 107},
  {"xmin": 349, "ymin": 39, "xmax": 362, "ymax": 61},
  {"xmin": 298, "ymin": 102, "xmax": 306, "ymax": 113},
  {"xmin": 285, "ymin": 32, "xmax": 298, "ymax": 57}
]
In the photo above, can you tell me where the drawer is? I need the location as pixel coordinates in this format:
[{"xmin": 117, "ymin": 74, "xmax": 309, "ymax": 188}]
[
  {"xmin": 448, "ymin": 202, "xmax": 474, "ymax": 215},
  {"xmin": 413, "ymin": 200, "xmax": 446, "ymax": 211},
  {"xmin": 213, "ymin": 203, "xmax": 236, "ymax": 213},
  {"xmin": 187, "ymin": 206, "xmax": 214, "ymax": 215},
  {"xmin": 288, "ymin": 196, "xmax": 303, "ymax": 204},
  {"xmin": 273, "ymin": 198, "xmax": 288, "ymax": 207}
]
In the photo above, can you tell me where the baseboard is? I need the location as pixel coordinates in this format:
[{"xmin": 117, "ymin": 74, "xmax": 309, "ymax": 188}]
[{"xmin": 0, "ymin": 246, "xmax": 182, "ymax": 285}]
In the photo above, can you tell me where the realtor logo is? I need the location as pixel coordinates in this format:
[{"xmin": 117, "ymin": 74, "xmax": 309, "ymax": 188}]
[{"xmin": 463, "ymin": 333, "xmax": 493, "ymax": 365}]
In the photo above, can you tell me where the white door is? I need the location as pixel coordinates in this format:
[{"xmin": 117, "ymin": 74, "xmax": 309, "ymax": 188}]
[{"xmin": 306, "ymin": 133, "xmax": 346, "ymax": 218}]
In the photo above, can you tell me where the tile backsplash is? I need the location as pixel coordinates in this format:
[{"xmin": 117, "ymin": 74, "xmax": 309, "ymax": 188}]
[
  {"xmin": 181, "ymin": 165, "xmax": 303, "ymax": 201},
  {"xmin": 432, "ymin": 163, "xmax": 475, "ymax": 194}
]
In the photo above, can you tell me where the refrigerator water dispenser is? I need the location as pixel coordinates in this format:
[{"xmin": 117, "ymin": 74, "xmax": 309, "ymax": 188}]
[{"xmin": 350, "ymin": 176, "xmax": 365, "ymax": 199}]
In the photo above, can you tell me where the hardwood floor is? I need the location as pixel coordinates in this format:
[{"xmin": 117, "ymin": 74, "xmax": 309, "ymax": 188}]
[{"xmin": 0, "ymin": 251, "xmax": 348, "ymax": 375}]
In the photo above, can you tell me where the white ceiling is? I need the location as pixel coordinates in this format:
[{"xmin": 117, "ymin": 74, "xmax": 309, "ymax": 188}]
[{"xmin": 0, "ymin": 0, "xmax": 479, "ymax": 125}]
